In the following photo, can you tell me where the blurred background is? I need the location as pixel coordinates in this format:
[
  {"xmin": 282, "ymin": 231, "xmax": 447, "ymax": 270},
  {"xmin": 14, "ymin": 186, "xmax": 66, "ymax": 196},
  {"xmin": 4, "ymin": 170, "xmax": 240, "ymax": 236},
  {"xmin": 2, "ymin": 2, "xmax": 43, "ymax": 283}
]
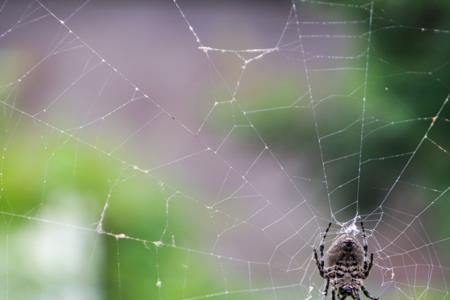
[{"xmin": 0, "ymin": 0, "xmax": 449, "ymax": 299}]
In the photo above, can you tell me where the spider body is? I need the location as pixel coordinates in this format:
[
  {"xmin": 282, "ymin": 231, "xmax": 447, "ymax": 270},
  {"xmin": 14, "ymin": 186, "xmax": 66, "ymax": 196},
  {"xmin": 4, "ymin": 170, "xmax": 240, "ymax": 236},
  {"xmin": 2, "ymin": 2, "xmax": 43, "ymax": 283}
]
[{"xmin": 313, "ymin": 222, "xmax": 379, "ymax": 300}]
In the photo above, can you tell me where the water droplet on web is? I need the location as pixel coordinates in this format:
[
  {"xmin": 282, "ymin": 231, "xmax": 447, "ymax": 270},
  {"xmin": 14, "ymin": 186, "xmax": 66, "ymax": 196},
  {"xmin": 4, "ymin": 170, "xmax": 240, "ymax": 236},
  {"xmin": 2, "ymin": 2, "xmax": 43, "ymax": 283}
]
[
  {"xmin": 153, "ymin": 240, "xmax": 163, "ymax": 247},
  {"xmin": 156, "ymin": 279, "xmax": 162, "ymax": 288},
  {"xmin": 115, "ymin": 233, "xmax": 126, "ymax": 239}
]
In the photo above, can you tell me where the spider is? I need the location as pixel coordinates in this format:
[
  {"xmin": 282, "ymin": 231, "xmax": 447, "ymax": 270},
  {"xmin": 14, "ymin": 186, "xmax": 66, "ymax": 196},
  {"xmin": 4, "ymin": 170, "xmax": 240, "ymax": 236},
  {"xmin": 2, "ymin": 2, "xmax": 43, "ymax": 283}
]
[{"xmin": 313, "ymin": 222, "xmax": 379, "ymax": 300}]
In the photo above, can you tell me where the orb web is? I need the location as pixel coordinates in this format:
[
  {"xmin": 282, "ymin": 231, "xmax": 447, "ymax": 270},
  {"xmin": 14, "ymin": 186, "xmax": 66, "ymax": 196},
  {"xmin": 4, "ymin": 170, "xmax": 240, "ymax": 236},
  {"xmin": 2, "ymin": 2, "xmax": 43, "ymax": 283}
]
[{"xmin": 0, "ymin": 0, "xmax": 449, "ymax": 299}]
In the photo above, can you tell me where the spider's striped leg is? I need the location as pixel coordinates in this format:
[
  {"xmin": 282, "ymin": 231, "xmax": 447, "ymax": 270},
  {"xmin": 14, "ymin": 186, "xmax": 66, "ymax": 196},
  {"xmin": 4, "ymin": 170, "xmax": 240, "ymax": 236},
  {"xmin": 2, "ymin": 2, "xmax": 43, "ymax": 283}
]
[
  {"xmin": 323, "ymin": 278, "xmax": 330, "ymax": 296},
  {"xmin": 315, "ymin": 223, "xmax": 332, "ymax": 277},
  {"xmin": 319, "ymin": 223, "xmax": 332, "ymax": 268},
  {"xmin": 360, "ymin": 222, "xmax": 374, "ymax": 277},
  {"xmin": 364, "ymin": 253, "xmax": 374, "ymax": 278},
  {"xmin": 360, "ymin": 222, "xmax": 369, "ymax": 268},
  {"xmin": 354, "ymin": 289, "xmax": 361, "ymax": 300},
  {"xmin": 331, "ymin": 289, "xmax": 336, "ymax": 300},
  {"xmin": 361, "ymin": 285, "xmax": 379, "ymax": 300},
  {"xmin": 314, "ymin": 248, "xmax": 324, "ymax": 277}
]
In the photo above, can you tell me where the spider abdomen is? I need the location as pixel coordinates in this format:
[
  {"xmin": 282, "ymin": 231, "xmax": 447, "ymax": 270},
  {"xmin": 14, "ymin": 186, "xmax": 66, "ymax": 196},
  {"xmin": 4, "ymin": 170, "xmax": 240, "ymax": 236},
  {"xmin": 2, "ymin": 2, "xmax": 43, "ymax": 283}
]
[
  {"xmin": 313, "ymin": 223, "xmax": 379, "ymax": 299},
  {"xmin": 326, "ymin": 234, "xmax": 364, "ymax": 267}
]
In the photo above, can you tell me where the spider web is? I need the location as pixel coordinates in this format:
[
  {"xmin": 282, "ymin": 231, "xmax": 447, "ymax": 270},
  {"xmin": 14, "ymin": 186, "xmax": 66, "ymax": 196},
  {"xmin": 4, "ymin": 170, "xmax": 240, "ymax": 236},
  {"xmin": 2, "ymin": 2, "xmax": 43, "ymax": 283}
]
[{"xmin": 0, "ymin": 0, "xmax": 449, "ymax": 299}]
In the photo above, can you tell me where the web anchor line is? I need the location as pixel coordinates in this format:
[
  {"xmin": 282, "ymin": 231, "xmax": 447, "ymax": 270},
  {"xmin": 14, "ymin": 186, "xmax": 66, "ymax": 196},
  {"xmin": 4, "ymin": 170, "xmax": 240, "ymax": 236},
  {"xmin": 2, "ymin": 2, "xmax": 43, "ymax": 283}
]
[{"xmin": 355, "ymin": 1, "xmax": 374, "ymax": 217}]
